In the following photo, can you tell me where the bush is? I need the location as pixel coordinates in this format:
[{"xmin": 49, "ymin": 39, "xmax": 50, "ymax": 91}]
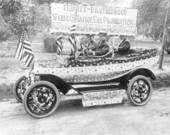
[
  {"xmin": 43, "ymin": 33, "xmax": 58, "ymax": 53},
  {"xmin": 0, "ymin": 83, "xmax": 14, "ymax": 101},
  {"xmin": 0, "ymin": 27, "xmax": 11, "ymax": 42}
]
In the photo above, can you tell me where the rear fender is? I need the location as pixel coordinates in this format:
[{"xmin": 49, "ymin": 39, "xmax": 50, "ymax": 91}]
[{"xmin": 127, "ymin": 68, "xmax": 156, "ymax": 81}]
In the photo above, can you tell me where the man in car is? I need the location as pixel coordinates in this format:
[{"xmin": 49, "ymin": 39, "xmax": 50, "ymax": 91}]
[{"xmin": 87, "ymin": 32, "xmax": 110, "ymax": 56}]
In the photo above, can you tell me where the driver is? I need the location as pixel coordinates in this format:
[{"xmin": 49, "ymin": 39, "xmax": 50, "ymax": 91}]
[
  {"xmin": 79, "ymin": 34, "xmax": 95, "ymax": 52},
  {"xmin": 87, "ymin": 33, "xmax": 110, "ymax": 56}
]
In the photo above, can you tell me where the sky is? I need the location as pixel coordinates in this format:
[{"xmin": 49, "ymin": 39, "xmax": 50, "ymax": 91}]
[
  {"xmin": 78, "ymin": 0, "xmax": 134, "ymax": 7},
  {"xmin": 117, "ymin": 0, "xmax": 134, "ymax": 7}
]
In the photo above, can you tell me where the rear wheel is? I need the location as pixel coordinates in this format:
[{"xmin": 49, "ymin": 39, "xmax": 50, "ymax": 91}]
[
  {"xmin": 13, "ymin": 76, "xmax": 27, "ymax": 103},
  {"xmin": 127, "ymin": 75, "xmax": 153, "ymax": 106},
  {"xmin": 23, "ymin": 81, "xmax": 60, "ymax": 118}
]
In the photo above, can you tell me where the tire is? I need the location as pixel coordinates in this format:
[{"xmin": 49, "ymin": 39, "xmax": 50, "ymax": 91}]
[
  {"xmin": 13, "ymin": 75, "xmax": 27, "ymax": 103},
  {"xmin": 127, "ymin": 75, "xmax": 153, "ymax": 106},
  {"xmin": 23, "ymin": 81, "xmax": 60, "ymax": 118}
]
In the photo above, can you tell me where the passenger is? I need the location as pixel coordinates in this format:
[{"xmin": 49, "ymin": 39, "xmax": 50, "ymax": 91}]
[{"xmin": 118, "ymin": 35, "xmax": 131, "ymax": 54}]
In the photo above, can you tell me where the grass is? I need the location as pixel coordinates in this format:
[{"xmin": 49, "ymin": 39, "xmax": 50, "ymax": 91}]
[
  {"xmin": 152, "ymin": 73, "xmax": 170, "ymax": 88},
  {"xmin": 131, "ymin": 39, "xmax": 161, "ymax": 49},
  {"xmin": 0, "ymin": 83, "xmax": 14, "ymax": 102}
]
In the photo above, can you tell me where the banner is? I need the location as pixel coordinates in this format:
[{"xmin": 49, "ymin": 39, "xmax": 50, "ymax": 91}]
[{"xmin": 50, "ymin": 3, "xmax": 137, "ymax": 36}]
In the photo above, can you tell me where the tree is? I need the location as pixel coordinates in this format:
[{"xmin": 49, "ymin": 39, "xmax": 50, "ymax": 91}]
[
  {"xmin": 137, "ymin": 0, "xmax": 170, "ymax": 69},
  {"xmin": 0, "ymin": 0, "xmax": 22, "ymax": 40},
  {"xmin": 0, "ymin": 0, "xmax": 25, "ymax": 38},
  {"xmin": 159, "ymin": 0, "xmax": 170, "ymax": 69},
  {"xmin": 0, "ymin": 0, "xmax": 38, "ymax": 39},
  {"xmin": 137, "ymin": 0, "xmax": 166, "ymax": 38}
]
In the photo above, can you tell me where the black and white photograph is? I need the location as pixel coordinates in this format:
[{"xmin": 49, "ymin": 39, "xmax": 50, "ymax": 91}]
[{"xmin": 0, "ymin": 0, "xmax": 170, "ymax": 134}]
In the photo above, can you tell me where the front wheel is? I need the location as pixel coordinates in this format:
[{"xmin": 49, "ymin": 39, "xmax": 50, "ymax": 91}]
[
  {"xmin": 23, "ymin": 81, "xmax": 60, "ymax": 118},
  {"xmin": 127, "ymin": 75, "xmax": 153, "ymax": 106}
]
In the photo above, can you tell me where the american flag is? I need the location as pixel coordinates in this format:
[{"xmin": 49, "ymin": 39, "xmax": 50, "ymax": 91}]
[
  {"xmin": 15, "ymin": 31, "xmax": 34, "ymax": 67},
  {"xmin": 68, "ymin": 35, "xmax": 77, "ymax": 55},
  {"xmin": 70, "ymin": 22, "xmax": 76, "ymax": 34},
  {"xmin": 68, "ymin": 9, "xmax": 78, "ymax": 56},
  {"xmin": 56, "ymin": 33, "xmax": 63, "ymax": 55},
  {"xmin": 70, "ymin": 9, "xmax": 78, "ymax": 34}
]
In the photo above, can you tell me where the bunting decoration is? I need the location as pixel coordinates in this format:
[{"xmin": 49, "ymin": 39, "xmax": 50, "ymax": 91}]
[
  {"xmin": 33, "ymin": 48, "xmax": 159, "ymax": 83},
  {"xmin": 82, "ymin": 90, "xmax": 125, "ymax": 107}
]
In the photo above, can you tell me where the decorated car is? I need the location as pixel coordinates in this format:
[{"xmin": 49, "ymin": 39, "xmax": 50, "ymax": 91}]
[
  {"xmin": 13, "ymin": 42, "xmax": 159, "ymax": 118},
  {"xmin": 13, "ymin": 3, "xmax": 159, "ymax": 118}
]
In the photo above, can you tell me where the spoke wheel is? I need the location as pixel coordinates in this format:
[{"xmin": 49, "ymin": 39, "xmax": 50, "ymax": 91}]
[
  {"xmin": 13, "ymin": 76, "xmax": 27, "ymax": 103},
  {"xmin": 24, "ymin": 81, "xmax": 59, "ymax": 118},
  {"xmin": 127, "ymin": 75, "xmax": 153, "ymax": 106}
]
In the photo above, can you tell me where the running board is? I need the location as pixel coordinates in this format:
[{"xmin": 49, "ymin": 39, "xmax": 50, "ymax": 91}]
[
  {"xmin": 72, "ymin": 83, "xmax": 120, "ymax": 92},
  {"xmin": 60, "ymin": 89, "xmax": 125, "ymax": 107},
  {"xmin": 72, "ymin": 82, "xmax": 119, "ymax": 88},
  {"xmin": 60, "ymin": 94, "xmax": 82, "ymax": 101}
]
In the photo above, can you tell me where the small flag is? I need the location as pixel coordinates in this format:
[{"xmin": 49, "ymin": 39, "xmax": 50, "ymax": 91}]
[
  {"xmin": 70, "ymin": 23, "xmax": 77, "ymax": 34},
  {"xmin": 68, "ymin": 9, "xmax": 78, "ymax": 56},
  {"xmin": 15, "ymin": 30, "xmax": 34, "ymax": 67},
  {"xmin": 70, "ymin": 9, "xmax": 78, "ymax": 34},
  {"xmin": 68, "ymin": 35, "xmax": 77, "ymax": 55},
  {"xmin": 56, "ymin": 33, "xmax": 63, "ymax": 55}
]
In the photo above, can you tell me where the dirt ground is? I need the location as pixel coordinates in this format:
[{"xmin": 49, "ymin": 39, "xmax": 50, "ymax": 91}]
[{"xmin": 0, "ymin": 88, "xmax": 170, "ymax": 135}]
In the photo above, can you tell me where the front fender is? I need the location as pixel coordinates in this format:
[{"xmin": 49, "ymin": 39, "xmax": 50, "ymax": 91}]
[{"xmin": 35, "ymin": 74, "xmax": 72, "ymax": 94}]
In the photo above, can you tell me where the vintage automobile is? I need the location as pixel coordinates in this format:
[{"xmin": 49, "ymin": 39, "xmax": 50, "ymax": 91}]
[{"xmin": 13, "ymin": 38, "xmax": 159, "ymax": 118}]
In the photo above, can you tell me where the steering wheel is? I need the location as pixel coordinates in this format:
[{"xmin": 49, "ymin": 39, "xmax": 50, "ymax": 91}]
[{"xmin": 77, "ymin": 43, "xmax": 93, "ymax": 57}]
